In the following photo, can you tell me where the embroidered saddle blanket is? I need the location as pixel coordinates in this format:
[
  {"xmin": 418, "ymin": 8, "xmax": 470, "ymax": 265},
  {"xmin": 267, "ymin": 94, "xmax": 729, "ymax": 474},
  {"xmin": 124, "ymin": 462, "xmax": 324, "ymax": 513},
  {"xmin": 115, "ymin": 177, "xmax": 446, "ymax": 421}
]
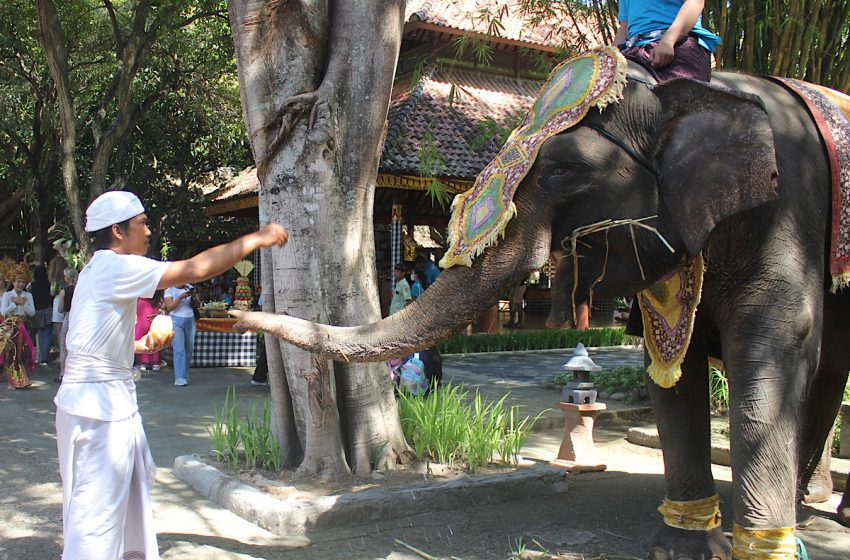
[
  {"xmin": 773, "ymin": 78, "xmax": 850, "ymax": 292},
  {"xmin": 440, "ymin": 47, "xmax": 628, "ymax": 269}
]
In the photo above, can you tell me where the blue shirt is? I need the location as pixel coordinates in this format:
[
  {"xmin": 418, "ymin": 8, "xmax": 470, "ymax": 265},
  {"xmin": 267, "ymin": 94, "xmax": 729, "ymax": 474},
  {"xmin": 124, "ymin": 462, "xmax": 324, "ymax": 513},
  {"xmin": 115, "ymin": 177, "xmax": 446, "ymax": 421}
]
[
  {"xmin": 411, "ymin": 280, "xmax": 424, "ymax": 299},
  {"xmin": 424, "ymin": 261, "xmax": 441, "ymax": 285},
  {"xmin": 619, "ymin": 0, "xmax": 720, "ymax": 53}
]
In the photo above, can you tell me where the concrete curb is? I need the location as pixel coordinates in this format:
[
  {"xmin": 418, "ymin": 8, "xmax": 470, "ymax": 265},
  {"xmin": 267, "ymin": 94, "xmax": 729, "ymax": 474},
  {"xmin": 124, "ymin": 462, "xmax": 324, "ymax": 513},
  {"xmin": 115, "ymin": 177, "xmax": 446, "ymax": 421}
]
[
  {"xmin": 627, "ymin": 426, "xmax": 848, "ymax": 492},
  {"xmin": 174, "ymin": 455, "xmax": 570, "ymax": 536}
]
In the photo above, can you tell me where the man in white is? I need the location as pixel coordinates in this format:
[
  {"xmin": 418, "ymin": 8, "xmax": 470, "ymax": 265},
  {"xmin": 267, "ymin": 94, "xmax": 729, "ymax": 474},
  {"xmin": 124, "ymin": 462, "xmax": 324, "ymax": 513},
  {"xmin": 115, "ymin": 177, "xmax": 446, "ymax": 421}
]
[{"xmin": 55, "ymin": 191, "xmax": 288, "ymax": 560}]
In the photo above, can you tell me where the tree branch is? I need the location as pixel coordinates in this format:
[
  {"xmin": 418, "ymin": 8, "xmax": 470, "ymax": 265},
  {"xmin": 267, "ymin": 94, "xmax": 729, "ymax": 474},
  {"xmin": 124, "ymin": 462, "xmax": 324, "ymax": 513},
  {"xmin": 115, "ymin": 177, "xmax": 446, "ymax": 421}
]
[{"xmin": 102, "ymin": 0, "xmax": 125, "ymax": 55}]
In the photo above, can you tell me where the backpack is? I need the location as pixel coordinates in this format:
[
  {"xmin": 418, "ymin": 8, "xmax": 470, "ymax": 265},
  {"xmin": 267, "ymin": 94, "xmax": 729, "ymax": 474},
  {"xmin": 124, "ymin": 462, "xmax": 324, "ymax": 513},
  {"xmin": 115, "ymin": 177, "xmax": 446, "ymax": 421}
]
[{"xmin": 398, "ymin": 353, "xmax": 428, "ymax": 395}]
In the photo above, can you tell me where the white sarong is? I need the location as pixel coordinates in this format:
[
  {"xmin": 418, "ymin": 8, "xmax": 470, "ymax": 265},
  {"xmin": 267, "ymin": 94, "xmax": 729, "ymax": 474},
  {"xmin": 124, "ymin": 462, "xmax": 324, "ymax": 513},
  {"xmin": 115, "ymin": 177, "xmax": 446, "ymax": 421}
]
[{"xmin": 56, "ymin": 408, "xmax": 159, "ymax": 560}]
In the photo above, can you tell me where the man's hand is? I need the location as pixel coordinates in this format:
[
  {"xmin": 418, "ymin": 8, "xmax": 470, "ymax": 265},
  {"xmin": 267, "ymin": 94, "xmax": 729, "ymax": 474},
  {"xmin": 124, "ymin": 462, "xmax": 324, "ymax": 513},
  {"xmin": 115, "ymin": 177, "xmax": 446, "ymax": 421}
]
[
  {"xmin": 135, "ymin": 331, "xmax": 174, "ymax": 354},
  {"xmin": 652, "ymin": 37, "xmax": 676, "ymax": 68},
  {"xmin": 254, "ymin": 224, "xmax": 289, "ymax": 249}
]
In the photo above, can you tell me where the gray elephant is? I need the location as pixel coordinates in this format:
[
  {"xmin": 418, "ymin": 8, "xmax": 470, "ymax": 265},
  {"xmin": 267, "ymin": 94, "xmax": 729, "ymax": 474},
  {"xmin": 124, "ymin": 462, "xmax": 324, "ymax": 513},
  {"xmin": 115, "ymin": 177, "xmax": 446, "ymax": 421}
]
[{"xmin": 235, "ymin": 54, "xmax": 850, "ymax": 559}]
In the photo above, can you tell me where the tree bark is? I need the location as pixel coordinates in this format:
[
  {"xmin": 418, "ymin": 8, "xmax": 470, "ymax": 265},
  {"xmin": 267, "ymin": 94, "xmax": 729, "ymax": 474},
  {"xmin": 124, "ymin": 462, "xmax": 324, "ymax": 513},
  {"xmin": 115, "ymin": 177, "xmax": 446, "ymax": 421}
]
[
  {"xmin": 227, "ymin": 0, "xmax": 409, "ymax": 476},
  {"xmin": 36, "ymin": 0, "xmax": 183, "ymax": 255},
  {"xmin": 35, "ymin": 0, "xmax": 88, "ymax": 254}
]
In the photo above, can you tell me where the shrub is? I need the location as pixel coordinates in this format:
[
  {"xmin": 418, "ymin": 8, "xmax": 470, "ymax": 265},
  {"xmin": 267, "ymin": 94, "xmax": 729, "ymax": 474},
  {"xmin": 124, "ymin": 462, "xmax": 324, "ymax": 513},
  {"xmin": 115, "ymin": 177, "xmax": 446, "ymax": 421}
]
[
  {"xmin": 709, "ymin": 367, "xmax": 729, "ymax": 415},
  {"xmin": 438, "ymin": 327, "xmax": 626, "ymax": 354}
]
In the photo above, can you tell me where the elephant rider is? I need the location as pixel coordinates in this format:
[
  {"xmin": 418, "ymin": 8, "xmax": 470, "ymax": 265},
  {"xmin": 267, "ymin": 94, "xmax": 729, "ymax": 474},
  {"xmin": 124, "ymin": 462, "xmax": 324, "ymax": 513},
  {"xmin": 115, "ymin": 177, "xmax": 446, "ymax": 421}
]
[
  {"xmin": 614, "ymin": 0, "xmax": 720, "ymax": 83},
  {"xmin": 612, "ymin": 0, "xmax": 723, "ymax": 339}
]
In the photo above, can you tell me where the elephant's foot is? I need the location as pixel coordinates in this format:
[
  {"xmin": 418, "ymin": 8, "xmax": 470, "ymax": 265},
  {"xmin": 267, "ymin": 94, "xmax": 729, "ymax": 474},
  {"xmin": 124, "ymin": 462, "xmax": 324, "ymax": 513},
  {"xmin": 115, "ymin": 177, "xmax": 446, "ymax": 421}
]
[
  {"xmin": 650, "ymin": 525, "xmax": 731, "ymax": 560},
  {"xmin": 802, "ymin": 453, "xmax": 833, "ymax": 503},
  {"xmin": 802, "ymin": 481, "xmax": 832, "ymax": 503}
]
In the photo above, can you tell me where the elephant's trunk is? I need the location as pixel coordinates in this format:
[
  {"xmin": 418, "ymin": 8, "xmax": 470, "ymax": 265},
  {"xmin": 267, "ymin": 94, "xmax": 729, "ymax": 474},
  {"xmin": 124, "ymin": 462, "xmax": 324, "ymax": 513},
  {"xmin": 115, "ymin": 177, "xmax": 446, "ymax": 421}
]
[{"xmin": 234, "ymin": 188, "xmax": 552, "ymax": 361}]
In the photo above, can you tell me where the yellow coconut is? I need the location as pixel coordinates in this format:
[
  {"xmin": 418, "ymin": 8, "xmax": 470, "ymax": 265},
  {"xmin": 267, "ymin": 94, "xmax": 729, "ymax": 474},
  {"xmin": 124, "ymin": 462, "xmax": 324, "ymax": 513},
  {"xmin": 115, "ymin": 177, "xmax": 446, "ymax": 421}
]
[{"xmin": 148, "ymin": 314, "xmax": 174, "ymax": 347}]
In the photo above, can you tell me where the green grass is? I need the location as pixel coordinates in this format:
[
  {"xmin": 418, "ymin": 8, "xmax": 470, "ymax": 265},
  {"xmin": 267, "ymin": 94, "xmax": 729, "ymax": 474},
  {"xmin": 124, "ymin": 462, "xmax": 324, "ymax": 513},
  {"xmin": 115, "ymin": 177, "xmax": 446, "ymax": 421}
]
[
  {"xmin": 207, "ymin": 387, "xmax": 281, "ymax": 471},
  {"xmin": 709, "ymin": 366, "xmax": 730, "ymax": 415},
  {"xmin": 396, "ymin": 382, "xmax": 540, "ymax": 473},
  {"xmin": 438, "ymin": 327, "xmax": 625, "ymax": 354}
]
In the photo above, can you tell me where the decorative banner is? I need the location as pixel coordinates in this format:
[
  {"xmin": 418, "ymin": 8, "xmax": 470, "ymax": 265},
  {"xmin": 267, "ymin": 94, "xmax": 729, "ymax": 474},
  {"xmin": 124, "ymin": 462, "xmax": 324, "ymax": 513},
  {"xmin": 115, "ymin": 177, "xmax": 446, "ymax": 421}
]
[
  {"xmin": 638, "ymin": 254, "xmax": 704, "ymax": 389},
  {"xmin": 391, "ymin": 204, "xmax": 403, "ymax": 290},
  {"xmin": 440, "ymin": 47, "xmax": 628, "ymax": 269}
]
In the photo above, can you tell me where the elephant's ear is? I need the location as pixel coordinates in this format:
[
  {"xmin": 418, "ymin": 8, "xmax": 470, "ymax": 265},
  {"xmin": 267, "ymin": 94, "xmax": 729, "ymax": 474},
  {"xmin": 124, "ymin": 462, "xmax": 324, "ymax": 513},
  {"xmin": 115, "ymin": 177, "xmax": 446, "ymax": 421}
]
[{"xmin": 654, "ymin": 79, "xmax": 779, "ymax": 255}]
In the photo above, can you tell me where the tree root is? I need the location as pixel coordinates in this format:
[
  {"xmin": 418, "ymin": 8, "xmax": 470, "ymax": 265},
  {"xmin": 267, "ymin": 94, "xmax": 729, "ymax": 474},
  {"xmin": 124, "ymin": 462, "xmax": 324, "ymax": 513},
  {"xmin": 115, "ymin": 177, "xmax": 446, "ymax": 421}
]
[{"xmin": 260, "ymin": 85, "xmax": 331, "ymax": 177}]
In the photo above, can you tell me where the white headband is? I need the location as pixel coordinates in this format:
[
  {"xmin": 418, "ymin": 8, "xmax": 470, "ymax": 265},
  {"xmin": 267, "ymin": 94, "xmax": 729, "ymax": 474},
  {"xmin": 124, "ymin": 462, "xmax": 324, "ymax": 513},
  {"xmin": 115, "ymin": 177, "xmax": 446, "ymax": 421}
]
[{"xmin": 85, "ymin": 191, "xmax": 145, "ymax": 232}]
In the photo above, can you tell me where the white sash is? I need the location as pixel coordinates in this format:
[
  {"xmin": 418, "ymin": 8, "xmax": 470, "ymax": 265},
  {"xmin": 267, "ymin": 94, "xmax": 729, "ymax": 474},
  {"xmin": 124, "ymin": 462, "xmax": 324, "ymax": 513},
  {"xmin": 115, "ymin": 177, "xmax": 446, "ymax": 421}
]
[{"xmin": 62, "ymin": 352, "xmax": 133, "ymax": 383}]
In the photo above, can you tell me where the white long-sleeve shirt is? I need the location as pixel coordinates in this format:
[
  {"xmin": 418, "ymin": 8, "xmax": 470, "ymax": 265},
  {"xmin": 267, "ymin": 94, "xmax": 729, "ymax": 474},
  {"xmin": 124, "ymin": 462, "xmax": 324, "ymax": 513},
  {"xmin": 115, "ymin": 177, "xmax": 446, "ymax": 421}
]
[{"xmin": 1, "ymin": 289, "xmax": 35, "ymax": 318}]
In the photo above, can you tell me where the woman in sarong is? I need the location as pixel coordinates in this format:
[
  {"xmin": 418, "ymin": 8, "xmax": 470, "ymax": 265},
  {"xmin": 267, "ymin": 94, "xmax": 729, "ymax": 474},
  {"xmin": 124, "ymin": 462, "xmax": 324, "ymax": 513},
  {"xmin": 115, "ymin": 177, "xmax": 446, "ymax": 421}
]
[
  {"xmin": 0, "ymin": 262, "xmax": 36, "ymax": 389},
  {"xmin": 134, "ymin": 290, "xmax": 164, "ymax": 371}
]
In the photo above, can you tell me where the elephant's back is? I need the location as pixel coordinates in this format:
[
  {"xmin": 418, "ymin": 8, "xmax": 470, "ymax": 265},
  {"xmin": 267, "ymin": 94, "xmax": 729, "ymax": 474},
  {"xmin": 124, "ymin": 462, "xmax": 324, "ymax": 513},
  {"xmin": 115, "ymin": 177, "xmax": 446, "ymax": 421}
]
[
  {"xmin": 710, "ymin": 70, "xmax": 831, "ymax": 279},
  {"xmin": 710, "ymin": 72, "xmax": 824, "ymax": 150}
]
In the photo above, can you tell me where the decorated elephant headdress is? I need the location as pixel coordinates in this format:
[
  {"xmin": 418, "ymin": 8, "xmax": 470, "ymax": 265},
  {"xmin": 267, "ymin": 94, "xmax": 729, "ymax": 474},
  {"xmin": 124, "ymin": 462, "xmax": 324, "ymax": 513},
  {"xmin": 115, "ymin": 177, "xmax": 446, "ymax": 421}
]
[{"xmin": 440, "ymin": 47, "xmax": 628, "ymax": 269}]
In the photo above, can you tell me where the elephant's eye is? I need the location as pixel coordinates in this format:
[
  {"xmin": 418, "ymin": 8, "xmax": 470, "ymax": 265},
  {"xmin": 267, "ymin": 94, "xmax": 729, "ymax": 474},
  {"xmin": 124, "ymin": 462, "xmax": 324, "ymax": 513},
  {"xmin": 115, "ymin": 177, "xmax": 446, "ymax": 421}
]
[{"xmin": 550, "ymin": 167, "xmax": 571, "ymax": 178}]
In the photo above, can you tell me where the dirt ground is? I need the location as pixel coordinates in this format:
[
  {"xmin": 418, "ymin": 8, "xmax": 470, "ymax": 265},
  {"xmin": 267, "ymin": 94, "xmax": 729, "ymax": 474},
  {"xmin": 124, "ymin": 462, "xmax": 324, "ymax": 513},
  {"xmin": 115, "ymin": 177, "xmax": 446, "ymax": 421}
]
[{"xmin": 2, "ymin": 363, "xmax": 848, "ymax": 560}]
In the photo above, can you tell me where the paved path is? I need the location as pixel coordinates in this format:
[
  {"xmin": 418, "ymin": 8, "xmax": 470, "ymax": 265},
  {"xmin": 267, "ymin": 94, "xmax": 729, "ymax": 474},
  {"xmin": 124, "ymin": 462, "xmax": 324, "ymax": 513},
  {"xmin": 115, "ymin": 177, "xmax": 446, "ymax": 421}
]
[
  {"xmin": 444, "ymin": 346, "xmax": 647, "ymax": 429},
  {"xmin": 1, "ymin": 349, "xmax": 847, "ymax": 560}
]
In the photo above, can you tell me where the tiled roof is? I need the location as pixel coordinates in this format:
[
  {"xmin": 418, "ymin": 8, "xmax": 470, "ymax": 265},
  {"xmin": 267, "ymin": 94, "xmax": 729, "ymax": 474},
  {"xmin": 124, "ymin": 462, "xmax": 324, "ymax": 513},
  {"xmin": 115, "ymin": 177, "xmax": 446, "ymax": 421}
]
[
  {"xmin": 404, "ymin": 0, "xmax": 597, "ymax": 49},
  {"xmin": 207, "ymin": 167, "xmax": 257, "ymax": 202},
  {"xmin": 211, "ymin": 68, "xmax": 541, "ymax": 206},
  {"xmin": 209, "ymin": 1, "xmax": 602, "ymax": 206},
  {"xmin": 382, "ymin": 67, "xmax": 541, "ymax": 179}
]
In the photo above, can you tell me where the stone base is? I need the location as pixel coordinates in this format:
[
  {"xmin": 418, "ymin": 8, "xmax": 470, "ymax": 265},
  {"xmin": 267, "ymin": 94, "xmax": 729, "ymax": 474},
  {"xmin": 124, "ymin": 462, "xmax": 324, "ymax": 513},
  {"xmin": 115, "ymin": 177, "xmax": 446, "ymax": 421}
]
[{"xmin": 553, "ymin": 402, "xmax": 608, "ymax": 472}]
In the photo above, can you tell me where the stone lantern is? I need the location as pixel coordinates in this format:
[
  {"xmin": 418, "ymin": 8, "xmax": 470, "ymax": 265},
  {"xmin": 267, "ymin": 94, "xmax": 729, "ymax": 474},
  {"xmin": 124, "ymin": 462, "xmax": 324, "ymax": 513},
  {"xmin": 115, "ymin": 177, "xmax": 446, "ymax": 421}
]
[
  {"xmin": 551, "ymin": 342, "xmax": 608, "ymax": 472},
  {"xmin": 561, "ymin": 342, "xmax": 602, "ymax": 404}
]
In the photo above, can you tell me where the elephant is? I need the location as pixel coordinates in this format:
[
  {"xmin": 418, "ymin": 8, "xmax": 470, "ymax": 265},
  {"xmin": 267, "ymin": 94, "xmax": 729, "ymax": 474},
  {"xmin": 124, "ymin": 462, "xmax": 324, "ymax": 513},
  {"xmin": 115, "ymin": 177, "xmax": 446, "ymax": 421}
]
[{"xmin": 234, "ymin": 60, "xmax": 850, "ymax": 559}]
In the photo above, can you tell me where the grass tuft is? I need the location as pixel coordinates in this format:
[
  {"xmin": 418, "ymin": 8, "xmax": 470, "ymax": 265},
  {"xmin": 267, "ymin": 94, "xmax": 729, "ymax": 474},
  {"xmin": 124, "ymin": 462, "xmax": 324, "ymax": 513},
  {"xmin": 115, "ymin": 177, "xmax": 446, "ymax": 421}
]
[{"xmin": 397, "ymin": 382, "xmax": 541, "ymax": 473}]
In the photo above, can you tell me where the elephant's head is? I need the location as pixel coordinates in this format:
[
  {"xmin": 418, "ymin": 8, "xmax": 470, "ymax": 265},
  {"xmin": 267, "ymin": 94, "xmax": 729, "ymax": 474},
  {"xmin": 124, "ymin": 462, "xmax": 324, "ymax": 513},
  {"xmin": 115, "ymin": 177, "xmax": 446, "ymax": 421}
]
[
  {"xmin": 543, "ymin": 73, "xmax": 779, "ymax": 326},
  {"xmin": 234, "ymin": 64, "xmax": 778, "ymax": 359}
]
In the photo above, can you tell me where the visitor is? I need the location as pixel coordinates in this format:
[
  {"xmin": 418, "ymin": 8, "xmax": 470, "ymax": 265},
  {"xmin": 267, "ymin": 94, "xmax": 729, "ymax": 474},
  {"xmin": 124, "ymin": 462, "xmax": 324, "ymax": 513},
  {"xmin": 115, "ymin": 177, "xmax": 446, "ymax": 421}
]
[
  {"xmin": 389, "ymin": 262, "xmax": 412, "ymax": 314},
  {"xmin": 614, "ymin": 0, "xmax": 720, "ymax": 82},
  {"xmin": 30, "ymin": 264, "xmax": 54, "ymax": 365},
  {"xmin": 54, "ymin": 267, "xmax": 78, "ymax": 383},
  {"xmin": 504, "ymin": 278, "xmax": 527, "ymax": 329},
  {"xmin": 51, "ymin": 280, "xmax": 65, "ymax": 368},
  {"xmin": 55, "ymin": 190, "xmax": 288, "ymax": 560},
  {"xmin": 251, "ymin": 291, "xmax": 268, "ymax": 386},
  {"xmin": 0, "ymin": 262, "xmax": 36, "ymax": 388},
  {"xmin": 48, "ymin": 239, "xmax": 70, "ymax": 292},
  {"xmin": 416, "ymin": 252, "xmax": 441, "ymax": 286},
  {"xmin": 222, "ymin": 285, "xmax": 235, "ymax": 305},
  {"xmin": 163, "ymin": 284, "xmax": 197, "ymax": 386},
  {"xmin": 410, "ymin": 268, "xmax": 424, "ymax": 300},
  {"xmin": 134, "ymin": 290, "xmax": 164, "ymax": 372}
]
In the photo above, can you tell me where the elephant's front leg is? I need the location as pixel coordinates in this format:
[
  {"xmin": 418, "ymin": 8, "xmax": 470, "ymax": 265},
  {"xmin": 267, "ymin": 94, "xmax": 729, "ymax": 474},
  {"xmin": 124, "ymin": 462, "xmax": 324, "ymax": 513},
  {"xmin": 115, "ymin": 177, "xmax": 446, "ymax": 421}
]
[
  {"xmin": 646, "ymin": 342, "xmax": 733, "ymax": 560},
  {"xmin": 723, "ymin": 311, "xmax": 820, "ymax": 559}
]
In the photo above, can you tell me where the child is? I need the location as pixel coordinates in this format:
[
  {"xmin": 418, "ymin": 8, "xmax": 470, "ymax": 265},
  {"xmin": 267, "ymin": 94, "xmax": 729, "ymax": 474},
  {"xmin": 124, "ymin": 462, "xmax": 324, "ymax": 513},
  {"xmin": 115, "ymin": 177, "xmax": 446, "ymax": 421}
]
[{"xmin": 615, "ymin": 0, "xmax": 720, "ymax": 82}]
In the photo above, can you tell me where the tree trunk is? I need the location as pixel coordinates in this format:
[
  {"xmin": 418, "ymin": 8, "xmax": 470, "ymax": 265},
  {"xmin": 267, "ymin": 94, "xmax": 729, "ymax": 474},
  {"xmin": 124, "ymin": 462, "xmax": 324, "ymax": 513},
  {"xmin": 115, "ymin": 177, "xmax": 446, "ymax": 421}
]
[
  {"xmin": 35, "ymin": 0, "xmax": 89, "ymax": 254},
  {"xmin": 227, "ymin": 0, "xmax": 409, "ymax": 476},
  {"xmin": 36, "ymin": 0, "xmax": 177, "ymax": 255}
]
